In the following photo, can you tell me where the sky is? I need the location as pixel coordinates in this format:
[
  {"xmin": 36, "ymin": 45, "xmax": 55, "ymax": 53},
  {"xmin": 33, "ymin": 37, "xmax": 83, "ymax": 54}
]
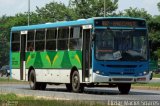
[{"xmin": 0, "ymin": 0, "xmax": 159, "ymax": 17}]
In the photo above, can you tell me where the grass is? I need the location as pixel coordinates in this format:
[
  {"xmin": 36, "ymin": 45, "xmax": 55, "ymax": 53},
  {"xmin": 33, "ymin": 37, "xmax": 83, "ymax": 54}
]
[
  {"xmin": 0, "ymin": 93, "xmax": 105, "ymax": 106},
  {"xmin": 0, "ymin": 93, "xmax": 34, "ymax": 101},
  {"xmin": 153, "ymin": 73, "xmax": 160, "ymax": 78},
  {"xmin": 0, "ymin": 78, "xmax": 18, "ymax": 82},
  {"xmin": 133, "ymin": 83, "xmax": 160, "ymax": 87},
  {"xmin": 0, "ymin": 77, "xmax": 27, "ymax": 84}
]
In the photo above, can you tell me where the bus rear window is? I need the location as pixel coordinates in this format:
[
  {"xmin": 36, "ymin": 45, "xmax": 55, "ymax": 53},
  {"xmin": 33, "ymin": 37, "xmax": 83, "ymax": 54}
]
[
  {"xmin": 12, "ymin": 32, "xmax": 20, "ymax": 52},
  {"xmin": 12, "ymin": 32, "xmax": 20, "ymax": 42}
]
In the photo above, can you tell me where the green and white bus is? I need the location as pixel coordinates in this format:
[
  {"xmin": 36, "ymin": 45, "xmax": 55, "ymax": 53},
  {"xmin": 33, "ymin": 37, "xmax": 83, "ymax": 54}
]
[{"xmin": 11, "ymin": 17, "xmax": 150, "ymax": 94}]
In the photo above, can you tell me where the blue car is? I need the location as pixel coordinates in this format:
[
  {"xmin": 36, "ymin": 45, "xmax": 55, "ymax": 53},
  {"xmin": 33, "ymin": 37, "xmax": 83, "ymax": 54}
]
[{"xmin": 0, "ymin": 65, "xmax": 10, "ymax": 77}]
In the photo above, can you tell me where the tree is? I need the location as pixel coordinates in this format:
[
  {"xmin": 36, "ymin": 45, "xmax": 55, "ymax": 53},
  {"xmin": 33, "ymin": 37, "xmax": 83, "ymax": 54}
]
[
  {"xmin": 123, "ymin": 7, "xmax": 152, "ymax": 21},
  {"xmin": 149, "ymin": 2, "xmax": 160, "ymax": 51},
  {"xmin": 158, "ymin": 2, "xmax": 160, "ymax": 12},
  {"xmin": 0, "ymin": 15, "xmax": 10, "ymax": 66},
  {"xmin": 69, "ymin": 0, "xmax": 118, "ymax": 19},
  {"xmin": 0, "ymin": 13, "xmax": 29, "ymax": 67},
  {"xmin": 147, "ymin": 2, "xmax": 160, "ymax": 51},
  {"xmin": 35, "ymin": 1, "xmax": 76, "ymax": 23},
  {"xmin": 148, "ymin": 16, "xmax": 160, "ymax": 51}
]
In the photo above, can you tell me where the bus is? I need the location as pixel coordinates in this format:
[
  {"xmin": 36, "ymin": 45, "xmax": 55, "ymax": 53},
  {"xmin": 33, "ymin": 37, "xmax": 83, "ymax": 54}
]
[{"xmin": 10, "ymin": 17, "xmax": 150, "ymax": 94}]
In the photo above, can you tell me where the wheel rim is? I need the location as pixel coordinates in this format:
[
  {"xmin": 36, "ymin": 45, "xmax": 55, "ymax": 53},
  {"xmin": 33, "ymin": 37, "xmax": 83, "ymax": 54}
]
[
  {"xmin": 30, "ymin": 73, "xmax": 34, "ymax": 87},
  {"xmin": 72, "ymin": 74, "xmax": 79, "ymax": 90}
]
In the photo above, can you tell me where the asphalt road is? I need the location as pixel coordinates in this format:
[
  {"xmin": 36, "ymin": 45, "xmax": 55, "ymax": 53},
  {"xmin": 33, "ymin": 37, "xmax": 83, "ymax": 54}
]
[{"xmin": 0, "ymin": 83, "xmax": 160, "ymax": 101}]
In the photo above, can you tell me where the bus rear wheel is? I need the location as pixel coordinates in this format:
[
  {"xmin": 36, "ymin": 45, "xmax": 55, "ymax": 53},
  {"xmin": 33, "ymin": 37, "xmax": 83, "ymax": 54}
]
[
  {"xmin": 71, "ymin": 71, "xmax": 84, "ymax": 93},
  {"xmin": 118, "ymin": 83, "xmax": 131, "ymax": 94}
]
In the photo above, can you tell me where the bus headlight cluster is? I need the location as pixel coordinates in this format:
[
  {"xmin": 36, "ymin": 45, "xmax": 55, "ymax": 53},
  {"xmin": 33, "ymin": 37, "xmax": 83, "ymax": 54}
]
[
  {"xmin": 139, "ymin": 71, "xmax": 149, "ymax": 76},
  {"xmin": 143, "ymin": 71, "xmax": 149, "ymax": 75},
  {"xmin": 95, "ymin": 70, "xmax": 100, "ymax": 74},
  {"xmin": 95, "ymin": 70, "xmax": 104, "ymax": 75}
]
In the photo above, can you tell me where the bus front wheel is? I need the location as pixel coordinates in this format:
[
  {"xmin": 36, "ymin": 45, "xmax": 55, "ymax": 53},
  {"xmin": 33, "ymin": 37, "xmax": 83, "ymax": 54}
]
[
  {"xmin": 71, "ymin": 71, "xmax": 84, "ymax": 93},
  {"xmin": 29, "ymin": 70, "xmax": 38, "ymax": 90},
  {"xmin": 118, "ymin": 83, "xmax": 131, "ymax": 94},
  {"xmin": 66, "ymin": 84, "xmax": 72, "ymax": 92},
  {"xmin": 29, "ymin": 70, "xmax": 46, "ymax": 90}
]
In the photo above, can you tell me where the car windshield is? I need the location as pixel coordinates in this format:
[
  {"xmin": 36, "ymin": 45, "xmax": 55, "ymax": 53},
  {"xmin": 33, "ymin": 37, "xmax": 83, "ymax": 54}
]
[{"xmin": 95, "ymin": 29, "xmax": 148, "ymax": 61}]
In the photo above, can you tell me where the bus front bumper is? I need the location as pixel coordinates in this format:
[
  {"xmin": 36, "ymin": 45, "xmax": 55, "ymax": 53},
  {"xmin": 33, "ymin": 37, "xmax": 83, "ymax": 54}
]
[{"xmin": 93, "ymin": 72, "xmax": 151, "ymax": 83}]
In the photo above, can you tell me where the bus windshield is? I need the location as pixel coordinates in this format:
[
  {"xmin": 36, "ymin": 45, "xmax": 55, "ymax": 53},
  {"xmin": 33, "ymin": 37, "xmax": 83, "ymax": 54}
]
[{"xmin": 95, "ymin": 29, "xmax": 148, "ymax": 61}]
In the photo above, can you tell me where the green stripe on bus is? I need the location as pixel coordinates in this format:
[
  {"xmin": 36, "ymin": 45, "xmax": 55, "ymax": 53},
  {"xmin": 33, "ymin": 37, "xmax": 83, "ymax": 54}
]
[{"xmin": 12, "ymin": 51, "xmax": 82, "ymax": 69}]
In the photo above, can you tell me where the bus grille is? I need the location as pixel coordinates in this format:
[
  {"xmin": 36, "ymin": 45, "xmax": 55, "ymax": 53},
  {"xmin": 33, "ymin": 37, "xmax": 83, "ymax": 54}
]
[
  {"xmin": 112, "ymin": 78, "xmax": 133, "ymax": 81},
  {"xmin": 109, "ymin": 72, "xmax": 135, "ymax": 75},
  {"xmin": 106, "ymin": 65, "xmax": 137, "ymax": 68}
]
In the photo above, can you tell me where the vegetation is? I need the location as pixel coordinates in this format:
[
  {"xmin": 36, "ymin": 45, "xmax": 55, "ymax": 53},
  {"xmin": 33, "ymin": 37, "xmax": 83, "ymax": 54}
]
[
  {"xmin": 0, "ymin": 0, "xmax": 160, "ymax": 67},
  {"xmin": 0, "ymin": 93, "xmax": 105, "ymax": 106},
  {"xmin": 133, "ymin": 82, "xmax": 160, "ymax": 87},
  {"xmin": 0, "ymin": 77, "xmax": 16, "ymax": 82},
  {"xmin": 153, "ymin": 73, "xmax": 160, "ymax": 78},
  {"xmin": 69, "ymin": 0, "xmax": 118, "ymax": 18},
  {"xmin": 0, "ymin": 77, "xmax": 17, "ymax": 82},
  {"xmin": 0, "ymin": 77, "xmax": 28, "ymax": 84},
  {"xmin": 0, "ymin": 93, "xmax": 34, "ymax": 101}
]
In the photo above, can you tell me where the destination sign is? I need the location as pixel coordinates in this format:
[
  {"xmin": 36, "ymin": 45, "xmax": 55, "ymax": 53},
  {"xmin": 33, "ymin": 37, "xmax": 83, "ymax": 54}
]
[{"xmin": 95, "ymin": 19, "xmax": 146, "ymax": 27}]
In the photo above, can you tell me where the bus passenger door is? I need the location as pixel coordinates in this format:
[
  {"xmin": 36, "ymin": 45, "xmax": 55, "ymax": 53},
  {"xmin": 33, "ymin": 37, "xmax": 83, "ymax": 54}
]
[
  {"xmin": 20, "ymin": 31, "xmax": 27, "ymax": 80},
  {"xmin": 82, "ymin": 28, "xmax": 91, "ymax": 82}
]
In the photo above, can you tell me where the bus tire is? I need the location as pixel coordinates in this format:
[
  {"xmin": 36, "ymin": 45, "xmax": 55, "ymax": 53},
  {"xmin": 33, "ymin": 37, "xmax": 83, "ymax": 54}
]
[
  {"xmin": 71, "ymin": 71, "xmax": 84, "ymax": 93},
  {"xmin": 65, "ymin": 84, "xmax": 72, "ymax": 92},
  {"xmin": 29, "ymin": 69, "xmax": 40, "ymax": 90},
  {"xmin": 39, "ymin": 83, "xmax": 47, "ymax": 90},
  {"xmin": 118, "ymin": 83, "xmax": 131, "ymax": 94}
]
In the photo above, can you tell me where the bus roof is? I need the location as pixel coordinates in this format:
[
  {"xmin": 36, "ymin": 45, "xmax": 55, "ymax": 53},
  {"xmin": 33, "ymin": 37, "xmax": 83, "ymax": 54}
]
[{"xmin": 11, "ymin": 17, "xmax": 145, "ymax": 32}]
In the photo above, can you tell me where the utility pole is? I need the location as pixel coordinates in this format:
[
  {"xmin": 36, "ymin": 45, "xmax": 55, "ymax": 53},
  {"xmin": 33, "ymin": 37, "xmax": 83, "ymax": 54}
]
[
  {"xmin": 104, "ymin": 0, "xmax": 106, "ymax": 17},
  {"xmin": 28, "ymin": 0, "xmax": 30, "ymax": 26}
]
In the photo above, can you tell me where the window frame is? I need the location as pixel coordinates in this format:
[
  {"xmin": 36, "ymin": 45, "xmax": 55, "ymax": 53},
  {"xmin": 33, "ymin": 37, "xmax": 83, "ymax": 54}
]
[
  {"xmin": 35, "ymin": 29, "xmax": 45, "ymax": 51},
  {"xmin": 26, "ymin": 30, "xmax": 35, "ymax": 52},
  {"xmin": 46, "ymin": 28, "xmax": 58, "ymax": 51},
  {"xmin": 11, "ymin": 32, "xmax": 20, "ymax": 52},
  {"xmin": 69, "ymin": 26, "xmax": 83, "ymax": 51},
  {"xmin": 57, "ymin": 27, "xmax": 69, "ymax": 50}
]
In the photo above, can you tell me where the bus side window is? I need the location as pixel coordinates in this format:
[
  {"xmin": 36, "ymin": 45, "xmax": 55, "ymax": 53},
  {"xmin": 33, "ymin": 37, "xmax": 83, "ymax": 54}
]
[
  {"xmin": 46, "ymin": 28, "xmax": 57, "ymax": 50},
  {"xmin": 27, "ymin": 42, "xmax": 34, "ymax": 51},
  {"xmin": 35, "ymin": 29, "xmax": 45, "ymax": 51},
  {"xmin": 27, "ymin": 31, "xmax": 35, "ymax": 51},
  {"xmin": 12, "ymin": 32, "xmax": 20, "ymax": 52},
  {"xmin": 57, "ymin": 27, "xmax": 69, "ymax": 50},
  {"xmin": 69, "ymin": 26, "xmax": 82, "ymax": 50}
]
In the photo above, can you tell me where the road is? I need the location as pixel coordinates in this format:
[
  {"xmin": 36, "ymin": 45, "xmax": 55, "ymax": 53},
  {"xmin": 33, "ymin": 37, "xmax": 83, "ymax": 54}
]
[{"xmin": 0, "ymin": 83, "xmax": 160, "ymax": 101}]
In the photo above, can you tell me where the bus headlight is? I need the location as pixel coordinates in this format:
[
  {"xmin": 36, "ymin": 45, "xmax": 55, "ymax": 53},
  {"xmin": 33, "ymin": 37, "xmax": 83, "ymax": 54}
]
[
  {"xmin": 139, "ymin": 71, "xmax": 149, "ymax": 76},
  {"xmin": 143, "ymin": 71, "xmax": 149, "ymax": 75},
  {"xmin": 95, "ymin": 70, "xmax": 104, "ymax": 75},
  {"xmin": 95, "ymin": 70, "xmax": 100, "ymax": 74}
]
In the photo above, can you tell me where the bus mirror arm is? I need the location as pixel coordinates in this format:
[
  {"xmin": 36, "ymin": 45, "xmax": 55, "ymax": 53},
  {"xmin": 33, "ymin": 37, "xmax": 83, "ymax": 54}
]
[{"xmin": 91, "ymin": 33, "xmax": 96, "ymax": 41}]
